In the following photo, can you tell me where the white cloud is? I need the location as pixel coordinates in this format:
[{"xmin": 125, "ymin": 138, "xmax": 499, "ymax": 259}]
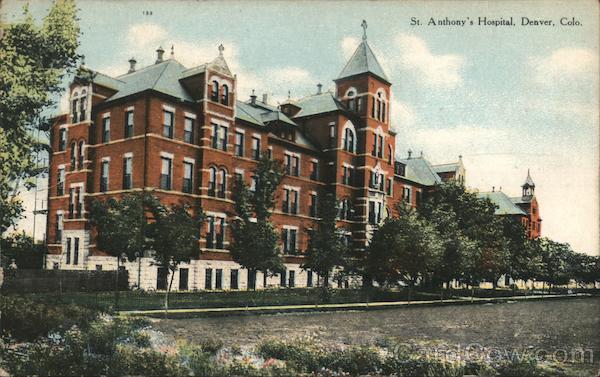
[
  {"xmin": 391, "ymin": 98, "xmax": 417, "ymax": 133},
  {"xmin": 394, "ymin": 33, "xmax": 465, "ymax": 89},
  {"xmin": 530, "ymin": 47, "xmax": 598, "ymax": 83},
  {"xmin": 341, "ymin": 36, "xmax": 360, "ymax": 60},
  {"xmin": 126, "ymin": 23, "xmax": 168, "ymax": 51}
]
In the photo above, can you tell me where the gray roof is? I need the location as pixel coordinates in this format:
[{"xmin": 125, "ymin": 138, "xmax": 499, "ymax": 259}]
[
  {"xmin": 107, "ymin": 59, "xmax": 194, "ymax": 102},
  {"xmin": 90, "ymin": 71, "xmax": 125, "ymax": 91},
  {"xmin": 398, "ymin": 157, "xmax": 443, "ymax": 186},
  {"xmin": 293, "ymin": 92, "xmax": 345, "ymax": 118},
  {"xmin": 432, "ymin": 162, "xmax": 459, "ymax": 174},
  {"xmin": 337, "ymin": 39, "xmax": 390, "ymax": 83},
  {"xmin": 478, "ymin": 192, "xmax": 527, "ymax": 216},
  {"xmin": 511, "ymin": 196, "xmax": 532, "ymax": 205},
  {"xmin": 235, "ymin": 100, "xmax": 296, "ymax": 127}
]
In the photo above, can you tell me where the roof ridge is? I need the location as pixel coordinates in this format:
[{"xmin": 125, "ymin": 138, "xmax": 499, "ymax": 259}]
[{"xmin": 149, "ymin": 60, "xmax": 174, "ymax": 90}]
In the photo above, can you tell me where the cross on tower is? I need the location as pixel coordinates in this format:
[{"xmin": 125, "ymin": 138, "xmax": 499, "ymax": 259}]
[
  {"xmin": 361, "ymin": 20, "xmax": 368, "ymax": 40},
  {"xmin": 218, "ymin": 44, "xmax": 224, "ymax": 56}
]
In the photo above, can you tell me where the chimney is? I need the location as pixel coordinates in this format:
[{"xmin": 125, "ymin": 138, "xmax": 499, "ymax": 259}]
[
  {"xmin": 155, "ymin": 46, "xmax": 165, "ymax": 63},
  {"xmin": 128, "ymin": 57, "xmax": 137, "ymax": 73},
  {"xmin": 250, "ymin": 89, "xmax": 257, "ymax": 105},
  {"xmin": 317, "ymin": 83, "xmax": 322, "ymax": 94},
  {"xmin": 262, "ymin": 93, "xmax": 268, "ymax": 104},
  {"xmin": 407, "ymin": 149, "xmax": 412, "ymax": 159},
  {"xmin": 492, "ymin": 186, "xmax": 495, "ymax": 192}
]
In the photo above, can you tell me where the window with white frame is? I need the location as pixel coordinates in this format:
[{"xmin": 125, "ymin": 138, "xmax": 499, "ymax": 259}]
[
  {"xmin": 403, "ymin": 186, "xmax": 412, "ymax": 204},
  {"xmin": 251, "ymin": 136, "xmax": 261, "ymax": 160},
  {"xmin": 58, "ymin": 128, "xmax": 67, "ymax": 151},
  {"xmin": 184, "ymin": 116, "xmax": 194, "ymax": 143},
  {"xmin": 100, "ymin": 159, "xmax": 109, "ymax": 192},
  {"xmin": 122, "ymin": 155, "xmax": 132, "ymax": 189},
  {"xmin": 284, "ymin": 153, "xmax": 300, "ymax": 176},
  {"xmin": 218, "ymin": 168, "xmax": 227, "ymax": 198},
  {"xmin": 310, "ymin": 159, "xmax": 319, "ymax": 180},
  {"xmin": 163, "ymin": 110, "xmax": 174, "ymax": 139},
  {"xmin": 208, "ymin": 167, "xmax": 217, "ymax": 196},
  {"xmin": 343, "ymin": 127, "xmax": 356, "ymax": 153},
  {"xmin": 339, "ymin": 198, "xmax": 352, "ymax": 220},
  {"xmin": 234, "ymin": 131, "xmax": 244, "ymax": 157},
  {"xmin": 212, "ymin": 123, "xmax": 228, "ymax": 151},
  {"xmin": 57, "ymin": 167, "xmax": 65, "ymax": 195},
  {"xmin": 125, "ymin": 109, "xmax": 134, "ymax": 138},
  {"xmin": 342, "ymin": 165, "xmax": 355, "ymax": 186},
  {"xmin": 183, "ymin": 160, "xmax": 193, "ymax": 193},
  {"xmin": 368, "ymin": 200, "xmax": 382, "ymax": 225},
  {"xmin": 160, "ymin": 156, "xmax": 172, "ymax": 190},
  {"xmin": 55, "ymin": 212, "xmax": 63, "ymax": 243},
  {"xmin": 309, "ymin": 192, "xmax": 318, "ymax": 217},
  {"xmin": 102, "ymin": 115, "xmax": 110, "ymax": 143}
]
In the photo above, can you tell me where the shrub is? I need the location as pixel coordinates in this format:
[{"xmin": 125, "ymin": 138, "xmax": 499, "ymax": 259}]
[
  {"xmin": 324, "ymin": 345, "xmax": 383, "ymax": 375},
  {"xmin": 198, "ymin": 337, "xmax": 224, "ymax": 355},
  {"xmin": 0, "ymin": 295, "xmax": 99, "ymax": 341},
  {"xmin": 382, "ymin": 355, "xmax": 465, "ymax": 377},
  {"xmin": 257, "ymin": 338, "xmax": 324, "ymax": 373},
  {"xmin": 493, "ymin": 356, "xmax": 567, "ymax": 377}
]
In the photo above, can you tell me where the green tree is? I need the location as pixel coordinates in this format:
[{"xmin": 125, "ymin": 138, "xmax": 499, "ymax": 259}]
[
  {"xmin": 230, "ymin": 153, "xmax": 285, "ymax": 288},
  {"xmin": 365, "ymin": 207, "xmax": 443, "ymax": 301},
  {"xmin": 567, "ymin": 252, "xmax": 598, "ymax": 288},
  {"xmin": 0, "ymin": 0, "xmax": 80, "ymax": 234},
  {"xmin": 537, "ymin": 238, "xmax": 572, "ymax": 292},
  {"xmin": 146, "ymin": 202, "xmax": 204, "ymax": 311},
  {"xmin": 302, "ymin": 191, "xmax": 350, "ymax": 288}
]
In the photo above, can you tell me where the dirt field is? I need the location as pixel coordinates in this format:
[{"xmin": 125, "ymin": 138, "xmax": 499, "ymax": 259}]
[{"xmin": 154, "ymin": 297, "xmax": 600, "ymax": 374}]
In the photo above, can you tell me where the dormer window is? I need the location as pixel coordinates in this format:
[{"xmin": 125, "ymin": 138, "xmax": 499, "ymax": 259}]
[{"xmin": 211, "ymin": 81, "xmax": 219, "ymax": 102}]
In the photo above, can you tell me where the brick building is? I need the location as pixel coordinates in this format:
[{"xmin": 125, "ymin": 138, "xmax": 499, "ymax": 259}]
[
  {"xmin": 477, "ymin": 170, "xmax": 542, "ymax": 239},
  {"xmin": 44, "ymin": 26, "xmax": 521, "ymax": 290}
]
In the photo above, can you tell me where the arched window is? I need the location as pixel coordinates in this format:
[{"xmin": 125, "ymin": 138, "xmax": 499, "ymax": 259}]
[
  {"xmin": 343, "ymin": 128, "xmax": 355, "ymax": 153},
  {"xmin": 347, "ymin": 90, "xmax": 356, "ymax": 111},
  {"xmin": 218, "ymin": 168, "xmax": 227, "ymax": 198},
  {"xmin": 211, "ymin": 81, "xmax": 219, "ymax": 102},
  {"xmin": 221, "ymin": 85, "xmax": 229, "ymax": 106},
  {"xmin": 78, "ymin": 141, "xmax": 85, "ymax": 168},
  {"xmin": 71, "ymin": 91, "xmax": 79, "ymax": 123},
  {"xmin": 377, "ymin": 92, "xmax": 383, "ymax": 120},
  {"xmin": 70, "ymin": 142, "xmax": 77, "ymax": 171},
  {"xmin": 79, "ymin": 89, "xmax": 87, "ymax": 122},
  {"xmin": 208, "ymin": 167, "xmax": 217, "ymax": 196}
]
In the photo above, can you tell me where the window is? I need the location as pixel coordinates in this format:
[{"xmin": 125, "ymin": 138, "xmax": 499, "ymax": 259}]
[
  {"xmin": 347, "ymin": 90, "xmax": 356, "ymax": 111},
  {"xmin": 386, "ymin": 178, "xmax": 393, "ymax": 196},
  {"xmin": 310, "ymin": 160, "xmax": 319, "ymax": 180},
  {"xmin": 342, "ymin": 165, "xmax": 355, "ymax": 186},
  {"xmin": 125, "ymin": 110, "xmax": 134, "ymax": 138},
  {"xmin": 56, "ymin": 213, "xmax": 63, "ymax": 243},
  {"xmin": 160, "ymin": 156, "xmax": 172, "ymax": 190},
  {"xmin": 206, "ymin": 216, "xmax": 226, "ymax": 249},
  {"xmin": 221, "ymin": 85, "xmax": 229, "ymax": 105},
  {"xmin": 57, "ymin": 168, "xmax": 65, "ymax": 195},
  {"xmin": 208, "ymin": 167, "xmax": 216, "ymax": 196},
  {"xmin": 378, "ymin": 135, "xmax": 384, "ymax": 158},
  {"xmin": 388, "ymin": 145, "xmax": 393, "ymax": 164},
  {"xmin": 215, "ymin": 269, "xmax": 223, "ymax": 290},
  {"xmin": 218, "ymin": 168, "xmax": 227, "ymax": 198},
  {"xmin": 282, "ymin": 228, "xmax": 297, "ymax": 254},
  {"xmin": 70, "ymin": 142, "xmax": 76, "ymax": 171},
  {"xmin": 282, "ymin": 188, "xmax": 299, "ymax": 214},
  {"xmin": 309, "ymin": 192, "xmax": 318, "ymax": 217},
  {"xmin": 280, "ymin": 269, "xmax": 287, "ymax": 287},
  {"xmin": 100, "ymin": 160, "xmax": 109, "ymax": 192},
  {"xmin": 251, "ymin": 137, "xmax": 261, "ymax": 160},
  {"xmin": 71, "ymin": 95, "xmax": 79, "ymax": 123},
  {"xmin": 339, "ymin": 198, "xmax": 351, "ymax": 220},
  {"xmin": 102, "ymin": 116, "xmax": 110, "ymax": 143},
  {"xmin": 307, "ymin": 270, "xmax": 313, "ymax": 287},
  {"xmin": 234, "ymin": 131, "xmax": 244, "ymax": 157},
  {"xmin": 368, "ymin": 201, "xmax": 382, "ymax": 225},
  {"xmin": 79, "ymin": 90, "xmax": 87, "ymax": 122},
  {"xmin": 183, "ymin": 161, "xmax": 193, "ymax": 193},
  {"xmin": 205, "ymin": 268, "xmax": 213, "ymax": 290},
  {"xmin": 163, "ymin": 110, "xmax": 174, "ymax": 139},
  {"xmin": 230, "ymin": 269, "xmax": 239, "ymax": 289},
  {"xmin": 247, "ymin": 270, "xmax": 256, "ymax": 290},
  {"xmin": 123, "ymin": 156, "xmax": 132, "ymax": 189},
  {"xmin": 68, "ymin": 188, "xmax": 74, "ymax": 218},
  {"xmin": 394, "ymin": 162, "xmax": 406, "ymax": 176},
  {"xmin": 343, "ymin": 128, "xmax": 355, "ymax": 152},
  {"xmin": 212, "ymin": 124, "xmax": 228, "ymax": 151},
  {"xmin": 403, "ymin": 187, "xmax": 412, "ymax": 204},
  {"xmin": 329, "ymin": 124, "xmax": 336, "ymax": 147},
  {"xmin": 288, "ymin": 270, "xmax": 295, "ymax": 288},
  {"xmin": 179, "ymin": 269, "xmax": 189, "ymax": 290},
  {"xmin": 284, "ymin": 154, "xmax": 300, "ymax": 176},
  {"xmin": 75, "ymin": 187, "xmax": 82, "ymax": 218},
  {"xmin": 249, "ymin": 175, "xmax": 257, "ymax": 192},
  {"xmin": 184, "ymin": 117, "xmax": 194, "ymax": 143},
  {"xmin": 65, "ymin": 237, "xmax": 71, "ymax": 264},
  {"xmin": 211, "ymin": 81, "xmax": 219, "ymax": 102},
  {"xmin": 78, "ymin": 141, "xmax": 85, "ymax": 169},
  {"xmin": 58, "ymin": 128, "xmax": 67, "ymax": 151},
  {"xmin": 73, "ymin": 237, "xmax": 79, "ymax": 265}
]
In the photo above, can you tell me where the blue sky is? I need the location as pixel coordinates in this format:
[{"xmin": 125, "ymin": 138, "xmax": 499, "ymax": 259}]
[{"xmin": 4, "ymin": 0, "xmax": 599, "ymax": 255}]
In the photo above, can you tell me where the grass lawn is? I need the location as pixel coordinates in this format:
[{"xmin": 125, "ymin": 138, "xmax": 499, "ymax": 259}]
[{"xmin": 16, "ymin": 286, "xmax": 596, "ymax": 311}]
